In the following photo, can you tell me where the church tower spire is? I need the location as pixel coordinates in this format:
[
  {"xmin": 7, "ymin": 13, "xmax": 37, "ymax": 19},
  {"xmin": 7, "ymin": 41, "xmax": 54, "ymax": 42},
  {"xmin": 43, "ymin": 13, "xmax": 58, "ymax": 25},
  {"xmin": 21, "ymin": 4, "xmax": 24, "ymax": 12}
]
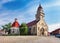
[
  {"xmin": 36, "ymin": 4, "xmax": 48, "ymax": 36},
  {"xmin": 36, "ymin": 4, "xmax": 44, "ymax": 21}
]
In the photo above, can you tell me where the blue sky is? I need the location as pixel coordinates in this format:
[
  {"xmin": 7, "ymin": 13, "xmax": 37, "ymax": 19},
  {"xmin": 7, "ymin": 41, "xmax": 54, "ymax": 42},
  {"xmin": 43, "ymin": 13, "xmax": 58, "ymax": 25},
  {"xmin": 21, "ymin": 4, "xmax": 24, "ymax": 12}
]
[{"xmin": 0, "ymin": 0, "xmax": 60, "ymax": 32}]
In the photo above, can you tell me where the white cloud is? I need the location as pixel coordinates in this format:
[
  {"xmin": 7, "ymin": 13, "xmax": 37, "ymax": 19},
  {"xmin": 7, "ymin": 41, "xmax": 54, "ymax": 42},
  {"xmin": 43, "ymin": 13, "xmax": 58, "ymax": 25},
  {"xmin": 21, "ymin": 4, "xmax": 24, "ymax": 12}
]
[
  {"xmin": 43, "ymin": 0, "xmax": 60, "ymax": 8},
  {"xmin": 48, "ymin": 23, "xmax": 60, "ymax": 32},
  {"xmin": 0, "ymin": 12, "xmax": 9, "ymax": 17},
  {"xmin": 0, "ymin": 19, "xmax": 9, "ymax": 26}
]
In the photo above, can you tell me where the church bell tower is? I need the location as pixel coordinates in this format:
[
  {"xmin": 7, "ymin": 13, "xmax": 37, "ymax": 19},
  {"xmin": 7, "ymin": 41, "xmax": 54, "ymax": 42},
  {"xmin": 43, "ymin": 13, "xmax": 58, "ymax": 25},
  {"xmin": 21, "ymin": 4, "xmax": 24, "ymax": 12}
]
[
  {"xmin": 36, "ymin": 5, "xmax": 48, "ymax": 36},
  {"xmin": 36, "ymin": 5, "xmax": 44, "ymax": 21}
]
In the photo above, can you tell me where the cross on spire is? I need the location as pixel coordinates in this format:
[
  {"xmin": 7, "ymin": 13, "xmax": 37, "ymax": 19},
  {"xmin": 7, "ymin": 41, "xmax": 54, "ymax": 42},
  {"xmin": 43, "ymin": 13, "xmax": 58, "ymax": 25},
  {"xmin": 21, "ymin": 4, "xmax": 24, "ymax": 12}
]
[{"xmin": 39, "ymin": 4, "xmax": 43, "ymax": 9}]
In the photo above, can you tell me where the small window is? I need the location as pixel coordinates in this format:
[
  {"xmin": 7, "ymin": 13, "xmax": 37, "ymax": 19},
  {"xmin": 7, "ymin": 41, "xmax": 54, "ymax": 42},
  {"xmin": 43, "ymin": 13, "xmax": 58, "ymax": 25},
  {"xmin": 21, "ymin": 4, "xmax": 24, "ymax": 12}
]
[
  {"xmin": 29, "ymin": 28, "xmax": 31, "ymax": 30},
  {"xmin": 33, "ymin": 27, "xmax": 35, "ymax": 32},
  {"xmin": 12, "ymin": 29, "xmax": 14, "ymax": 33}
]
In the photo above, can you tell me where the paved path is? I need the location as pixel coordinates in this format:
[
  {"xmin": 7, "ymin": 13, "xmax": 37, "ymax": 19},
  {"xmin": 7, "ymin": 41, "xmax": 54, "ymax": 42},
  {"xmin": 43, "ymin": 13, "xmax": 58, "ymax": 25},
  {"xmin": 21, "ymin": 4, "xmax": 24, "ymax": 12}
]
[{"xmin": 0, "ymin": 36, "xmax": 60, "ymax": 43}]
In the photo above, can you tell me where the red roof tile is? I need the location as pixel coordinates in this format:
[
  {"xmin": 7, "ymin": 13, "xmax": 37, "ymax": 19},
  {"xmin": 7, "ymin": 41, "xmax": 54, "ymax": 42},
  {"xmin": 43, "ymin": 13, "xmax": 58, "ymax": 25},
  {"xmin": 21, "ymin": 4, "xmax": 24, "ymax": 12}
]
[
  {"xmin": 12, "ymin": 18, "xmax": 20, "ymax": 27},
  {"xmin": 51, "ymin": 28, "xmax": 60, "ymax": 33},
  {"xmin": 27, "ymin": 20, "xmax": 38, "ymax": 27},
  {"xmin": 12, "ymin": 21, "xmax": 20, "ymax": 27}
]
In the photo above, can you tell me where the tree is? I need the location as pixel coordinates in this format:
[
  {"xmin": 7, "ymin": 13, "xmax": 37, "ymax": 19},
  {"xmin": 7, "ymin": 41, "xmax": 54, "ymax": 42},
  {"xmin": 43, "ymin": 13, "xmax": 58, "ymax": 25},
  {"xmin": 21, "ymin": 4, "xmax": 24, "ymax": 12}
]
[
  {"xmin": 19, "ymin": 23, "xmax": 28, "ymax": 35},
  {"xmin": 2, "ymin": 23, "xmax": 12, "ymax": 34}
]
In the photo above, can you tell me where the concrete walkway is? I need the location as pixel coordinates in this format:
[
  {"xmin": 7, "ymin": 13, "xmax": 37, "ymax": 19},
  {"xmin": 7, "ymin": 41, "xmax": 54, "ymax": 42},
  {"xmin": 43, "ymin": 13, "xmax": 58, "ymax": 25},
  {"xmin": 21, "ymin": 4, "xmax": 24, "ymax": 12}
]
[{"xmin": 0, "ymin": 36, "xmax": 60, "ymax": 43}]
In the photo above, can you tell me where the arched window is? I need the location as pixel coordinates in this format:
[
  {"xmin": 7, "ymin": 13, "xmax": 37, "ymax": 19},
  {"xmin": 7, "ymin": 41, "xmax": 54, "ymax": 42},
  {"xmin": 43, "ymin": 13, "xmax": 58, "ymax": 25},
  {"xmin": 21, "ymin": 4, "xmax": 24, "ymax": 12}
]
[
  {"xmin": 40, "ymin": 27, "xmax": 44, "ymax": 35},
  {"xmin": 40, "ymin": 27, "xmax": 44, "ymax": 32},
  {"xmin": 29, "ymin": 28, "xmax": 31, "ymax": 34},
  {"xmin": 33, "ymin": 27, "xmax": 35, "ymax": 32}
]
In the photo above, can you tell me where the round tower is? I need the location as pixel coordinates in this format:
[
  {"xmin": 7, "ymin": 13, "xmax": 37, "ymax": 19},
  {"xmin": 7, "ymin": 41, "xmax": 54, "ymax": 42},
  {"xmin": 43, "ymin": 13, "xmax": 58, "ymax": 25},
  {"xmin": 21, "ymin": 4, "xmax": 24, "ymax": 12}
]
[{"xmin": 11, "ymin": 18, "xmax": 20, "ymax": 34}]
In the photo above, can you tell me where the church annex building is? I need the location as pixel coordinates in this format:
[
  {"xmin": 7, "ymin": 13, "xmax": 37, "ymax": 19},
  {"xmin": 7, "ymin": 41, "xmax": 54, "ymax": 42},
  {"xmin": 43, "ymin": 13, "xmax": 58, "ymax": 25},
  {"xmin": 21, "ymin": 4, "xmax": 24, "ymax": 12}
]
[{"xmin": 10, "ymin": 5, "xmax": 48, "ymax": 36}]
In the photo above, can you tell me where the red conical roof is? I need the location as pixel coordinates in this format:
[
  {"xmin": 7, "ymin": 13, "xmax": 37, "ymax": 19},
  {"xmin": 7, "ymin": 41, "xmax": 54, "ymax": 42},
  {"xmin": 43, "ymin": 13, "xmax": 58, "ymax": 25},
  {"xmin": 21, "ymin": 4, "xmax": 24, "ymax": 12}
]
[{"xmin": 12, "ymin": 18, "xmax": 20, "ymax": 27}]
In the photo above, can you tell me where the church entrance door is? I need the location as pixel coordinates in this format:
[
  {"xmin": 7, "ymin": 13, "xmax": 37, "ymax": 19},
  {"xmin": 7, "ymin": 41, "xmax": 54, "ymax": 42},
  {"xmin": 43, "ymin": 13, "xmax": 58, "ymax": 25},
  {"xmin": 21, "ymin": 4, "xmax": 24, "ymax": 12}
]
[{"xmin": 40, "ymin": 27, "xmax": 44, "ymax": 36}]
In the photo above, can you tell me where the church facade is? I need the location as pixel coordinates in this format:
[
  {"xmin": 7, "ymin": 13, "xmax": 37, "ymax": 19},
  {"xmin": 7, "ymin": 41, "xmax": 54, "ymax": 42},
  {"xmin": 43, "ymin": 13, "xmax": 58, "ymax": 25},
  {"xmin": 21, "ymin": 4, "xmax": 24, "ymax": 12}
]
[
  {"xmin": 27, "ymin": 5, "xmax": 48, "ymax": 36},
  {"xmin": 10, "ymin": 5, "xmax": 48, "ymax": 36}
]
